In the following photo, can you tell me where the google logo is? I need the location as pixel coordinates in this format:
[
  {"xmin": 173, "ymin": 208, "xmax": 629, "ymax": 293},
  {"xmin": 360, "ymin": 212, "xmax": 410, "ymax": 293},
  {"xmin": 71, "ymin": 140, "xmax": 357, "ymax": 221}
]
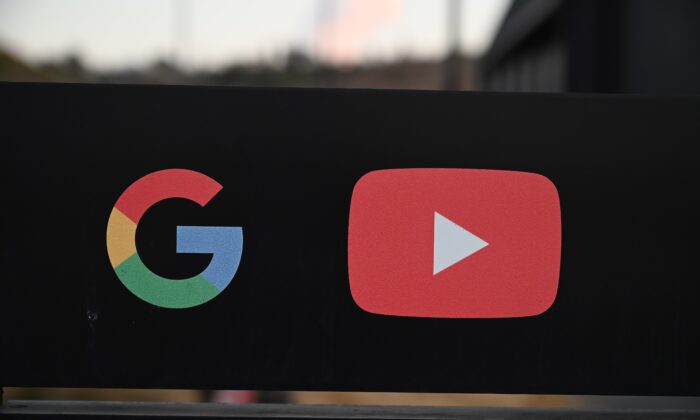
[{"xmin": 106, "ymin": 169, "xmax": 243, "ymax": 309}]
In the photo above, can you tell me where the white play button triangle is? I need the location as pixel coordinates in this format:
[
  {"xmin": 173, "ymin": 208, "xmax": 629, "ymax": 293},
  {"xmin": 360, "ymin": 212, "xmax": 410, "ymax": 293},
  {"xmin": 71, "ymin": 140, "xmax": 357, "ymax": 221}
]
[{"xmin": 433, "ymin": 211, "xmax": 489, "ymax": 275}]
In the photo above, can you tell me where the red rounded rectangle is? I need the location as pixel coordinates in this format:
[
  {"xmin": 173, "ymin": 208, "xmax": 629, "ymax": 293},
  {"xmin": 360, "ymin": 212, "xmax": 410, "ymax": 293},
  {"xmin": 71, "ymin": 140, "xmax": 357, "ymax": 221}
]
[{"xmin": 348, "ymin": 169, "xmax": 561, "ymax": 318}]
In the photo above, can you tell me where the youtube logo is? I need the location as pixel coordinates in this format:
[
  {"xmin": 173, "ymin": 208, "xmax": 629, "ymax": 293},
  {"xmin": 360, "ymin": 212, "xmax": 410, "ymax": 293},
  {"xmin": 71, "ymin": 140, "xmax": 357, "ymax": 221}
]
[{"xmin": 348, "ymin": 169, "xmax": 561, "ymax": 318}]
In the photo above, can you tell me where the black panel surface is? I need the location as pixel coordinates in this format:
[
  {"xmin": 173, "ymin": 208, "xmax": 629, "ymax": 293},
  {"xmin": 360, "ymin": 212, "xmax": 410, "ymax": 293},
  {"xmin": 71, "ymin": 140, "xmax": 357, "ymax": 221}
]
[{"xmin": 1, "ymin": 82, "xmax": 699, "ymax": 395}]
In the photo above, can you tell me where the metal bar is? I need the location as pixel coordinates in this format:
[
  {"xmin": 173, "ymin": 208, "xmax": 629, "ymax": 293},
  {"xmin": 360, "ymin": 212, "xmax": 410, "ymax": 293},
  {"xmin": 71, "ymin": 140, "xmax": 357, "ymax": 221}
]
[{"xmin": 2, "ymin": 401, "xmax": 700, "ymax": 420}]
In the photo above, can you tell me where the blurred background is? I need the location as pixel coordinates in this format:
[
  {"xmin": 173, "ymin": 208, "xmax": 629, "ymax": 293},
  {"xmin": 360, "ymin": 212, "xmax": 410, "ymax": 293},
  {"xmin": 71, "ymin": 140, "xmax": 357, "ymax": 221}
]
[
  {"xmin": 2, "ymin": 0, "xmax": 699, "ymax": 93},
  {"xmin": 0, "ymin": 0, "xmax": 508, "ymax": 90},
  {"xmin": 2, "ymin": 0, "xmax": 700, "ymax": 410}
]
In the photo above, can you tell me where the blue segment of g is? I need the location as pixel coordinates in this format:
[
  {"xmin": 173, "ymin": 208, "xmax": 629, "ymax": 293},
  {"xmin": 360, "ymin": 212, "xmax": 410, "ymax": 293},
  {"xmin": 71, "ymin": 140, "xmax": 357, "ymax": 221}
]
[{"xmin": 176, "ymin": 226, "xmax": 244, "ymax": 291}]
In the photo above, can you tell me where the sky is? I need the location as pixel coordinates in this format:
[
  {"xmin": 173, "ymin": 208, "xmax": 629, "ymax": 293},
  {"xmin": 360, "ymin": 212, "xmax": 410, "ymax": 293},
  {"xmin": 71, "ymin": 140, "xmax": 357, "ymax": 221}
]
[{"xmin": 0, "ymin": 0, "xmax": 511, "ymax": 70}]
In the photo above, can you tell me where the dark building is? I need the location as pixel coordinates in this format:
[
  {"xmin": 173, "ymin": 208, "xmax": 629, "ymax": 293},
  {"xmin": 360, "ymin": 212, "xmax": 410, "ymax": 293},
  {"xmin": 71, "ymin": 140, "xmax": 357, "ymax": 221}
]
[{"xmin": 480, "ymin": 0, "xmax": 700, "ymax": 94}]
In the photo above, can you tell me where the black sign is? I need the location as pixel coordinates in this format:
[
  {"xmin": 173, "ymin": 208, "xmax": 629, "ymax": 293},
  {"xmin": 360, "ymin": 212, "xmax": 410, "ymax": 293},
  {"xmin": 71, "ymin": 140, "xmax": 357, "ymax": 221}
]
[{"xmin": 1, "ymin": 82, "xmax": 699, "ymax": 395}]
